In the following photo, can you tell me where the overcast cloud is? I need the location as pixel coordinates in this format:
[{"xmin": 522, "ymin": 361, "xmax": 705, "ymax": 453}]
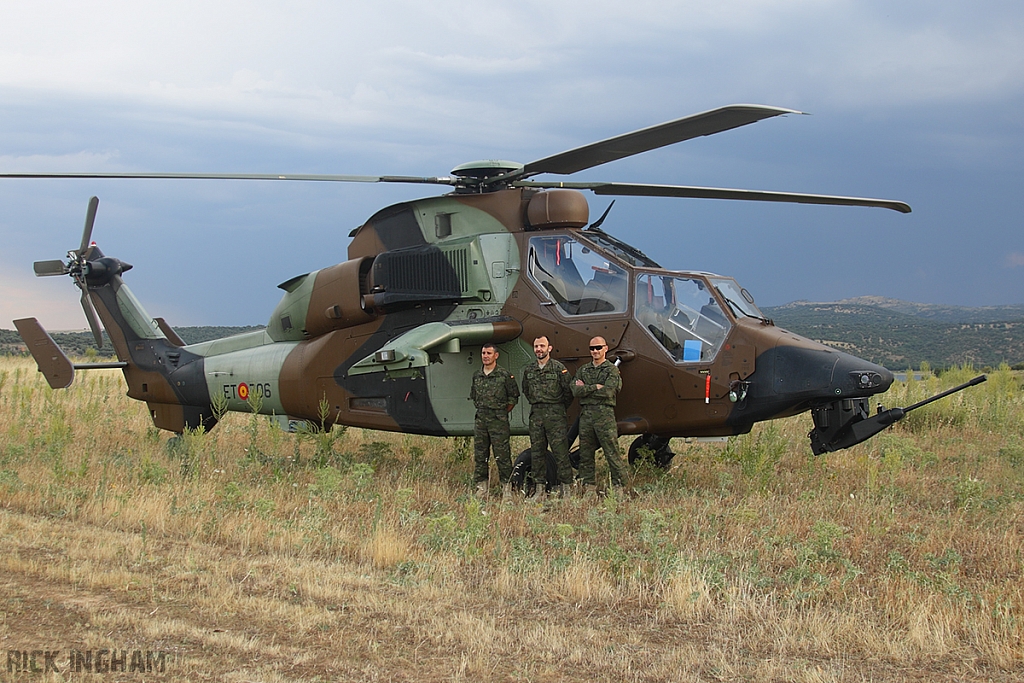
[{"xmin": 2, "ymin": 0, "xmax": 1022, "ymax": 328}]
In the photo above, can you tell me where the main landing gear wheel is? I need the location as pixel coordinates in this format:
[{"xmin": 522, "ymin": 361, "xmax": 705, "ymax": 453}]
[
  {"xmin": 511, "ymin": 448, "xmax": 560, "ymax": 496},
  {"xmin": 628, "ymin": 434, "xmax": 675, "ymax": 468}
]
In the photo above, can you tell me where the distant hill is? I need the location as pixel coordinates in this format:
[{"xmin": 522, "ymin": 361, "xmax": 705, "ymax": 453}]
[
  {"xmin": 778, "ymin": 296, "xmax": 1024, "ymax": 324},
  {"xmin": 0, "ymin": 326, "xmax": 264, "ymax": 358},
  {"xmin": 763, "ymin": 298, "xmax": 1024, "ymax": 370}
]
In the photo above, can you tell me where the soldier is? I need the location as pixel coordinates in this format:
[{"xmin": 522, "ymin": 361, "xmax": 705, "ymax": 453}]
[
  {"xmin": 572, "ymin": 335, "xmax": 630, "ymax": 495},
  {"xmin": 470, "ymin": 343, "xmax": 520, "ymax": 500},
  {"xmin": 521, "ymin": 335, "xmax": 574, "ymax": 502}
]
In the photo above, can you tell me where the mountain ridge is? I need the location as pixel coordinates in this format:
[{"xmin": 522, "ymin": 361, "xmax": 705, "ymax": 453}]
[
  {"xmin": 762, "ymin": 298, "xmax": 1024, "ymax": 369},
  {"xmin": 772, "ymin": 296, "xmax": 1024, "ymax": 324}
]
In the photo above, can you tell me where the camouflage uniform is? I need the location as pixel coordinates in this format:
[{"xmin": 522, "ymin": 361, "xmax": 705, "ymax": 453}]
[
  {"xmin": 521, "ymin": 358, "xmax": 574, "ymax": 487},
  {"xmin": 470, "ymin": 366, "xmax": 520, "ymax": 484},
  {"xmin": 572, "ymin": 360, "xmax": 630, "ymax": 486}
]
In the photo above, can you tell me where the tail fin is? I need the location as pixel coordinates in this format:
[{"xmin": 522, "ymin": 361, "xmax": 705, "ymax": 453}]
[{"xmin": 155, "ymin": 317, "xmax": 186, "ymax": 346}]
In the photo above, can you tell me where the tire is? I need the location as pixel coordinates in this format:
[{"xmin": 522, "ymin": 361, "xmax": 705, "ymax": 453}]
[
  {"xmin": 511, "ymin": 448, "xmax": 559, "ymax": 494},
  {"xmin": 628, "ymin": 434, "xmax": 674, "ymax": 468}
]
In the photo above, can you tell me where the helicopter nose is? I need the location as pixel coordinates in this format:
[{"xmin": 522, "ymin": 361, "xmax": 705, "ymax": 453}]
[
  {"xmin": 768, "ymin": 342, "xmax": 893, "ymax": 401},
  {"xmin": 828, "ymin": 351, "xmax": 894, "ymax": 398}
]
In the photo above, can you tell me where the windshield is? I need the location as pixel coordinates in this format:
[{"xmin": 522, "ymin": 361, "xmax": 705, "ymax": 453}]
[
  {"xmin": 634, "ymin": 273, "xmax": 730, "ymax": 363},
  {"xmin": 711, "ymin": 278, "xmax": 764, "ymax": 319},
  {"xmin": 527, "ymin": 235, "xmax": 629, "ymax": 316}
]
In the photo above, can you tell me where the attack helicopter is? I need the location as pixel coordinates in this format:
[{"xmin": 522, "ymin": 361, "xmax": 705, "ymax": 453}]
[{"xmin": 7, "ymin": 104, "xmax": 985, "ymax": 473}]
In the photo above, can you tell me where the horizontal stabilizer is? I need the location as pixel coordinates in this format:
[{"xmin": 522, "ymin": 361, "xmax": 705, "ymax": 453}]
[{"xmin": 13, "ymin": 318, "xmax": 75, "ymax": 389}]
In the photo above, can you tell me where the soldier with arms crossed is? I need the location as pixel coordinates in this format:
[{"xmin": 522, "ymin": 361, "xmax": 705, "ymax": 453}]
[
  {"xmin": 521, "ymin": 335, "xmax": 574, "ymax": 502},
  {"xmin": 470, "ymin": 343, "xmax": 520, "ymax": 500},
  {"xmin": 572, "ymin": 336, "xmax": 630, "ymax": 495}
]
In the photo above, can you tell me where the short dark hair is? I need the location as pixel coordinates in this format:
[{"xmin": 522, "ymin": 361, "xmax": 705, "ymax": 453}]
[
  {"xmin": 533, "ymin": 335, "xmax": 550, "ymax": 345},
  {"xmin": 481, "ymin": 343, "xmax": 498, "ymax": 352}
]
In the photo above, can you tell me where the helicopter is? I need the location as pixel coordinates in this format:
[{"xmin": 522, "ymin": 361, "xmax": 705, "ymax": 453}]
[{"xmin": 7, "ymin": 104, "xmax": 985, "ymax": 474}]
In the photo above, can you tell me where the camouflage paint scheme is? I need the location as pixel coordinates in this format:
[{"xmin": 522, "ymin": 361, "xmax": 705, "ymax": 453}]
[{"xmin": 62, "ymin": 185, "xmax": 895, "ymax": 452}]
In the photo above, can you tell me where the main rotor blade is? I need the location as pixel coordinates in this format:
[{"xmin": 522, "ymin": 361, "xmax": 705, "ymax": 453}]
[
  {"xmin": 515, "ymin": 181, "xmax": 912, "ymax": 213},
  {"xmin": 80, "ymin": 289, "xmax": 104, "ymax": 349},
  {"xmin": 34, "ymin": 259, "xmax": 68, "ymax": 276},
  {"xmin": 80, "ymin": 196, "xmax": 99, "ymax": 256},
  {"xmin": 519, "ymin": 105, "xmax": 803, "ymax": 178},
  {"xmin": 0, "ymin": 172, "xmax": 457, "ymax": 186}
]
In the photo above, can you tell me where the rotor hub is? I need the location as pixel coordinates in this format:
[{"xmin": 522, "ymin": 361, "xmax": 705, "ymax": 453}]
[{"xmin": 449, "ymin": 160, "xmax": 523, "ymax": 192}]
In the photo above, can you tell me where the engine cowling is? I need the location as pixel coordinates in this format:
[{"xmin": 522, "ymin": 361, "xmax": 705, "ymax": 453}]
[{"xmin": 268, "ymin": 257, "xmax": 376, "ymax": 341}]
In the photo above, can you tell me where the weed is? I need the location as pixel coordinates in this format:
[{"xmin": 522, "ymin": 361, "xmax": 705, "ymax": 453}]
[
  {"xmin": 297, "ymin": 397, "xmax": 348, "ymax": 468},
  {"xmin": 347, "ymin": 462, "xmax": 376, "ymax": 498},
  {"xmin": 999, "ymin": 439, "xmax": 1024, "ymax": 468},
  {"xmin": 722, "ymin": 422, "xmax": 786, "ymax": 485},
  {"xmin": 0, "ymin": 468, "xmax": 22, "ymax": 490},
  {"xmin": 307, "ymin": 467, "xmax": 344, "ymax": 498},
  {"xmin": 359, "ymin": 441, "xmax": 393, "ymax": 465},
  {"xmin": 447, "ymin": 436, "xmax": 471, "ymax": 465},
  {"xmin": 139, "ymin": 457, "xmax": 167, "ymax": 486},
  {"xmin": 953, "ymin": 476, "xmax": 986, "ymax": 511}
]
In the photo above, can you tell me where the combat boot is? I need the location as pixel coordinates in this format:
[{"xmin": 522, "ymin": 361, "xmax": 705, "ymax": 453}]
[
  {"xmin": 575, "ymin": 482, "xmax": 594, "ymax": 499},
  {"xmin": 501, "ymin": 481, "xmax": 514, "ymax": 502},
  {"xmin": 534, "ymin": 485, "xmax": 548, "ymax": 505},
  {"xmin": 475, "ymin": 482, "xmax": 489, "ymax": 499},
  {"xmin": 550, "ymin": 484, "xmax": 566, "ymax": 501}
]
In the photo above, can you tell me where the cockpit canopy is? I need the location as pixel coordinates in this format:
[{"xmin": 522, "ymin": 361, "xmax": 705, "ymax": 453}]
[
  {"xmin": 526, "ymin": 234, "xmax": 629, "ymax": 316},
  {"xmin": 526, "ymin": 233, "xmax": 764, "ymax": 364},
  {"xmin": 635, "ymin": 272, "xmax": 729, "ymax": 362}
]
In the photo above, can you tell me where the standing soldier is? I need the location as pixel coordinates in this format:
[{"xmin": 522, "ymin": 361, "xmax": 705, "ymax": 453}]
[
  {"xmin": 572, "ymin": 336, "xmax": 630, "ymax": 495},
  {"xmin": 521, "ymin": 335, "xmax": 574, "ymax": 503},
  {"xmin": 470, "ymin": 343, "xmax": 520, "ymax": 500}
]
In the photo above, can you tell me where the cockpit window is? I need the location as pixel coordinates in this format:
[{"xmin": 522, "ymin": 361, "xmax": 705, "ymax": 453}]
[
  {"xmin": 711, "ymin": 277, "xmax": 764, "ymax": 320},
  {"xmin": 527, "ymin": 236, "xmax": 629, "ymax": 316},
  {"xmin": 635, "ymin": 273, "xmax": 730, "ymax": 363}
]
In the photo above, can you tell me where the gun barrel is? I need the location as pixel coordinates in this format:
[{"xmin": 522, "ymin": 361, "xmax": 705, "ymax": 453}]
[{"xmin": 903, "ymin": 375, "xmax": 987, "ymax": 413}]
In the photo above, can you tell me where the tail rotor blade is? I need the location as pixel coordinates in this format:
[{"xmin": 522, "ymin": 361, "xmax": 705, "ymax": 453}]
[
  {"xmin": 79, "ymin": 196, "xmax": 99, "ymax": 257},
  {"xmin": 80, "ymin": 289, "xmax": 104, "ymax": 349},
  {"xmin": 34, "ymin": 260, "xmax": 69, "ymax": 276}
]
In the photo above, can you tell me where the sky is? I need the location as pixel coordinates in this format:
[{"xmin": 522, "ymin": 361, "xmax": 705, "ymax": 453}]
[{"xmin": 1, "ymin": 0, "xmax": 1023, "ymax": 329}]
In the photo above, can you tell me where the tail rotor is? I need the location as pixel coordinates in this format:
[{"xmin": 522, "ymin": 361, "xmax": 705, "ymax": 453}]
[{"xmin": 32, "ymin": 196, "xmax": 106, "ymax": 348}]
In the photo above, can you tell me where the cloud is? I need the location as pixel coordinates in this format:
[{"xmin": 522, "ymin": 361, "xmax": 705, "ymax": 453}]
[
  {"xmin": 1006, "ymin": 252, "xmax": 1024, "ymax": 268},
  {"xmin": 2, "ymin": 1, "xmax": 1023, "ymax": 130},
  {"xmin": 0, "ymin": 151, "xmax": 120, "ymax": 173}
]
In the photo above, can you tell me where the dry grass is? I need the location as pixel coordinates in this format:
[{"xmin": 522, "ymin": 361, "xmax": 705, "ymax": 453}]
[{"xmin": 0, "ymin": 357, "xmax": 1022, "ymax": 680}]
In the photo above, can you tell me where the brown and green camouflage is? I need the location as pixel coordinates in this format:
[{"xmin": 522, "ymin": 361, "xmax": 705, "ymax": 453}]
[
  {"xmin": 523, "ymin": 358, "xmax": 574, "ymax": 485},
  {"xmin": 474, "ymin": 408, "xmax": 514, "ymax": 484},
  {"xmin": 572, "ymin": 360, "xmax": 621, "ymax": 407},
  {"xmin": 471, "ymin": 366, "xmax": 520, "ymax": 411},
  {"xmin": 574, "ymin": 361, "xmax": 629, "ymax": 486}
]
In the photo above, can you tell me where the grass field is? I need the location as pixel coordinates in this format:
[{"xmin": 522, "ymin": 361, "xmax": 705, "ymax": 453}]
[{"xmin": 0, "ymin": 357, "xmax": 1021, "ymax": 681}]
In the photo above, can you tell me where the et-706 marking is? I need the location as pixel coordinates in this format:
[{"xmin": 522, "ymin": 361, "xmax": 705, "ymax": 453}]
[{"xmin": 223, "ymin": 382, "xmax": 272, "ymax": 401}]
